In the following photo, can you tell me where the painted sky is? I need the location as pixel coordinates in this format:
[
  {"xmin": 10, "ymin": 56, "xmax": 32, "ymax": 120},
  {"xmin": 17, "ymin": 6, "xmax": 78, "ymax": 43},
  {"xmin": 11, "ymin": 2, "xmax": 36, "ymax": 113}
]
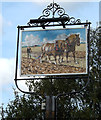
[
  {"xmin": 0, "ymin": 1, "xmax": 100, "ymax": 111},
  {"xmin": 22, "ymin": 28, "xmax": 86, "ymax": 46}
]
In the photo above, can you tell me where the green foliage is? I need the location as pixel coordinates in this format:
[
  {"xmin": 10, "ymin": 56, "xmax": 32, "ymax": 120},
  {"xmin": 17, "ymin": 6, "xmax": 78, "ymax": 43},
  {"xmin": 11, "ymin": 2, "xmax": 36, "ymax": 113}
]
[{"xmin": 3, "ymin": 88, "xmax": 42, "ymax": 119}]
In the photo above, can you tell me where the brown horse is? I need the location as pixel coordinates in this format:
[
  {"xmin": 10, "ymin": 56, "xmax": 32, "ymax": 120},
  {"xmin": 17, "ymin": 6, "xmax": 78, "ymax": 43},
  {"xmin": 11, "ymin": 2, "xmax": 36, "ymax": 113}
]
[
  {"xmin": 40, "ymin": 43, "xmax": 55, "ymax": 63},
  {"xmin": 40, "ymin": 40, "xmax": 65, "ymax": 64},
  {"xmin": 65, "ymin": 34, "xmax": 80, "ymax": 63},
  {"xmin": 54, "ymin": 40, "xmax": 65, "ymax": 64}
]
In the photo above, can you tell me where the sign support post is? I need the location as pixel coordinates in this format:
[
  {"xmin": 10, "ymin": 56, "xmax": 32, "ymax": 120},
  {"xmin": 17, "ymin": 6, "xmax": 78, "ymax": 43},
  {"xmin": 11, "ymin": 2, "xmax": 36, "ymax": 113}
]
[{"xmin": 46, "ymin": 96, "xmax": 56, "ymax": 119}]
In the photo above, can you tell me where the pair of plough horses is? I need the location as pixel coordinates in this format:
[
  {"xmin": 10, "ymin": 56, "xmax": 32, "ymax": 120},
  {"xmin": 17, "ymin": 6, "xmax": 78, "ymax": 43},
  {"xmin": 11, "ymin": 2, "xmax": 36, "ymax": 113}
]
[{"xmin": 40, "ymin": 34, "xmax": 80, "ymax": 64}]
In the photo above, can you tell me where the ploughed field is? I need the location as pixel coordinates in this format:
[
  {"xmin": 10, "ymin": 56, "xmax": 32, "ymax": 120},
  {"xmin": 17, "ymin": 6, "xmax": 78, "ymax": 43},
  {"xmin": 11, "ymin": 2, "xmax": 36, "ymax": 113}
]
[{"xmin": 21, "ymin": 44, "xmax": 87, "ymax": 76}]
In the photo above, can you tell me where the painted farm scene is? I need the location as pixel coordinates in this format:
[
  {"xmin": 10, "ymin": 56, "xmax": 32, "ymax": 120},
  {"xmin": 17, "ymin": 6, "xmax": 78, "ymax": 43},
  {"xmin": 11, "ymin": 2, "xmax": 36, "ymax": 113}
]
[{"xmin": 21, "ymin": 28, "xmax": 87, "ymax": 76}]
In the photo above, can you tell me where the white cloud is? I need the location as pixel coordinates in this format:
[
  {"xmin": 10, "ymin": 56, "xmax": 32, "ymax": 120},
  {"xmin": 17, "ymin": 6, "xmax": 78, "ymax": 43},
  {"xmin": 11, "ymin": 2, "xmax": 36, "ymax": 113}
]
[
  {"xmin": 43, "ymin": 38, "xmax": 48, "ymax": 43},
  {"xmin": 0, "ymin": 58, "xmax": 29, "ymax": 89},
  {"xmin": 43, "ymin": 33, "xmax": 68, "ymax": 44},
  {"xmin": 7, "ymin": 21, "xmax": 13, "ymax": 26},
  {"xmin": 0, "ymin": 58, "xmax": 15, "ymax": 86},
  {"xmin": 41, "ymin": 33, "xmax": 68, "ymax": 44},
  {"xmin": 42, "ymin": 37, "xmax": 55, "ymax": 44},
  {"xmin": 0, "ymin": 58, "xmax": 29, "ymax": 104},
  {"xmin": 55, "ymin": 33, "xmax": 68, "ymax": 40},
  {"xmin": 0, "ymin": 58, "xmax": 14, "ymax": 104},
  {"xmin": 22, "ymin": 34, "xmax": 41, "ymax": 46}
]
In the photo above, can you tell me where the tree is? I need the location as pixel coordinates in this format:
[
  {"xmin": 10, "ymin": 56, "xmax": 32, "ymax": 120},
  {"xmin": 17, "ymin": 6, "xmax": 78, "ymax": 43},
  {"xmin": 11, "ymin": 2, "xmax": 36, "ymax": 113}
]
[
  {"xmin": 1, "ymin": 88, "xmax": 43, "ymax": 119},
  {"xmin": 0, "ymin": 104, "xmax": 4, "ymax": 120}
]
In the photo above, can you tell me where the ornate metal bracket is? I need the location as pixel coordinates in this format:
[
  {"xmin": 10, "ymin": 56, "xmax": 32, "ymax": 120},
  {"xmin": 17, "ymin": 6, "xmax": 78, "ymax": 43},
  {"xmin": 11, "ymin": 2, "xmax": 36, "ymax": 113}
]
[{"xmin": 27, "ymin": 2, "xmax": 81, "ymax": 27}]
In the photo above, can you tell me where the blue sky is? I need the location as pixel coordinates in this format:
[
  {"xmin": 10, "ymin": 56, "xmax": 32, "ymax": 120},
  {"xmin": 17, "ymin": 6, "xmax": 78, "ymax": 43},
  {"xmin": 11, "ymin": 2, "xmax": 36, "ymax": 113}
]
[
  {"xmin": 1, "ymin": 2, "xmax": 99, "ymax": 57},
  {"xmin": 0, "ymin": 1, "xmax": 100, "ymax": 112},
  {"xmin": 22, "ymin": 28, "xmax": 86, "ymax": 44}
]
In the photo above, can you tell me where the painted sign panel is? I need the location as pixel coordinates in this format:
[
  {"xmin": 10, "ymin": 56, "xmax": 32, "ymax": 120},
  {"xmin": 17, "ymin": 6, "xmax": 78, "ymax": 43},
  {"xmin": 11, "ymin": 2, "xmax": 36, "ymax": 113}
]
[{"xmin": 20, "ymin": 27, "xmax": 87, "ymax": 76}]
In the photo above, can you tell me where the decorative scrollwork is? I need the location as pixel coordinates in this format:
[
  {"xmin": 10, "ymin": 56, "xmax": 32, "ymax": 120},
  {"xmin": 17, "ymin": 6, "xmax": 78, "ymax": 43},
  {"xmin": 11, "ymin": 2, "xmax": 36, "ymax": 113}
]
[
  {"xmin": 69, "ymin": 17, "xmax": 76, "ymax": 24},
  {"xmin": 56, "ymin": 8, "xmax": 65, "ymax": 17},
  {"xmin": 42, "ymin": 9, "xmax": 50, "ymax": 17},
  {"xmin": 28, "ymin": 2, "xmax": 81, "ymax": 26},
  {"xmin": 76, "ymin": 19, "xmax": 81, "ymax": 23},
  {"xmin": 39, "ymin": 2, "xmax": 66, "ymax": 19},
  {"xmin": 47, "ymin": 3, "xmax": 53, "ymax": 10},
  {"xmin": 39, "ymin": 2, "xmax": 81, "ymax": 24}
]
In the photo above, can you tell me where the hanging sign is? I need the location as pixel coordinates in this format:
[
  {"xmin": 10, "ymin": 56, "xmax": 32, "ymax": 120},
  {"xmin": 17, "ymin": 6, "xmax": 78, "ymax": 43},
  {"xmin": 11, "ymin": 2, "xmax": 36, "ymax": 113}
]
[{"xmin": 20, "ymin": 27, "xmax": 87, "ymax": 76}]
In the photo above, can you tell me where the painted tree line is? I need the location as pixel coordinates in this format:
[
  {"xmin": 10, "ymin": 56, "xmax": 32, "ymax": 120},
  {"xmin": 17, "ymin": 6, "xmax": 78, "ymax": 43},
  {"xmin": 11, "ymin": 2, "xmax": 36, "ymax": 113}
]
[{"xmin": 0, "ymin": 26, "xmax": 101, "ymax": 119}]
